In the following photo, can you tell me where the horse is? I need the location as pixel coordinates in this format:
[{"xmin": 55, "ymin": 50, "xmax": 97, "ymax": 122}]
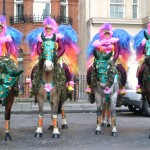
[
  {"xmin": 30, "ymin": 35, "xmax": 68, "ymax": 138},
  {"xmin": 90, "ymin": 50, "xmax": 119, "ymax": 137},
  {"xmin": 0, "ymin": 56, "xmax": 23, "ymax": 141},
  {"xmin": 139, "ymin": 56, "xmax": 150, "ymax": 138}
]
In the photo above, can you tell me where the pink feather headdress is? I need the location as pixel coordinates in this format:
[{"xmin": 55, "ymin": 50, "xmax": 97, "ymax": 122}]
[
  {"xmin": 99, "ymin": 23, "xmax": 113, "ymax": 39},
  {"xmin": 0, "ymin": 15, "xmax": 7, "ymax": 37},
  {"xmin": 43, "ymin": 16, "xmax": 58, "ymax": 36},
  {"xmin": 148, "ymin": 22, "xmax": 150, "ymax": 35}
]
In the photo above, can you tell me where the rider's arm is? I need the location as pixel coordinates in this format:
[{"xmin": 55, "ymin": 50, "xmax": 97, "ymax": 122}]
[
  {"xmin": 37, "ymin": 42, "xmax": 42, "ymax": 55},
  {"xmin": 56, "ymin": 38, "xmax": 65, "ymax": 58},
  {"xmin": 113, "ymin": 42, "xmax": 120, "ymax": 62},
  {"xmin": 6, "ymin": 42, "xmax": 11, "ymax": 55}
]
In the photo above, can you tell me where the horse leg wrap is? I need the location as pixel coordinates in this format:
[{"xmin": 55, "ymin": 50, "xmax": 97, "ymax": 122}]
[
  {"xmin": 97, "ymin": 115, "xmax": 101, "ymax": 125},
  {"xmin": 5, "ymin": 120, "xmax": 10, "ymax": 133},
  {"xmin": 61, "ymin": 110, "xmax": 66, "ymax": 119},
  {"xmin": 38, "ymin": 115, "xmax": 43, "ymax": 127},
  {"xmin": 52, "ymin": 115, "xmax": 60, "ymax": 136},
  {"xmin": 53, "ymin": 115, "xmax": 58, "ymax": 128}
]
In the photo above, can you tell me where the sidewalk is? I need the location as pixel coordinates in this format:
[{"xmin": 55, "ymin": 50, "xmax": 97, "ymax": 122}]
[{"xmin": 0, "ymin": 98, "xmax": 129, "ymax": 114}]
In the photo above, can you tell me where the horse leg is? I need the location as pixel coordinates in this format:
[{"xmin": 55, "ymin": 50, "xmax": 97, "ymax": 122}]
[
  {"xmin": 111, "ymin": 93, "xmax": 118, "ymax": 137},
  {"xmin": 95, "ymin": 92, "xmax": 102, "ymax": 135},
  {"xmin": 48, "ymin": 115, "xmax": 53, "ymax": 130},
  {"xmin": 106, "ymin": 103, "xmax": 111, "ymax": 127},
  {"xmin": 101, "ymin": 103, "xmax": 107, "ymax": 127},
  {"xmin": 61, "ymin": 103, "xmax": 68, "ymax": 129},
  {"xmin": 5, "ymin": 95, "xmax": 14, "ymax": 141},
  {"xmin": 34, "ymin": 96, "xmax": 44, "ymax": 138},
  {"xmin": 51, "ymin": 96, "xmax": 60, "ymax": 138}
]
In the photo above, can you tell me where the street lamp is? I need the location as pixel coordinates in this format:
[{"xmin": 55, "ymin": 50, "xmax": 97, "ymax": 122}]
[{"xmin": 3, "ymin": 0, "xmax": 6, "ymax": 16}]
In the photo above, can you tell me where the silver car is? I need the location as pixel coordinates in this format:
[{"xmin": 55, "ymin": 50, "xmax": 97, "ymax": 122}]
[{"xmin": 121, "ymin": 62, "xmax": 150, "ymax": 116}]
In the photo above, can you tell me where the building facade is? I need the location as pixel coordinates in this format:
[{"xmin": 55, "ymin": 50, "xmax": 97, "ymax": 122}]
[
  {"xmin": 78, "ymin": 0, "xmax": 150, "ymax": 75},
  {"xmin": 0, "ymin": 0, "xmax": 78, "ymax": 76}
]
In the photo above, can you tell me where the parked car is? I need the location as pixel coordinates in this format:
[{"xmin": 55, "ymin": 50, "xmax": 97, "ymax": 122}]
[{"xmin": 121, "ymin": 62, "xmax": 150, "ymax": 116}]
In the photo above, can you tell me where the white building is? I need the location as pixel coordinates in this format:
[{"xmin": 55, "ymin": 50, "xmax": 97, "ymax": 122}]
[{"xmin": 78, "ymin": 0, "xmax": 150, "ymax": 75}]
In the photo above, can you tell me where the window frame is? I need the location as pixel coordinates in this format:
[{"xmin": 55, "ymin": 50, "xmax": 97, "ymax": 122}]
[
  {"xmin": 109, "ymin": 0, "xmax": 125, "ymax": 19},
  {"xmin": 60, "ymin": 0, "xmax": 68, "ymax": 17},
  {"xmin": 132, "ymin": 0, "xmax": 139, "ymax": 19},
  {"xmin": 14, "ymin": 0, "xmax": 24, "ymax": 16}
]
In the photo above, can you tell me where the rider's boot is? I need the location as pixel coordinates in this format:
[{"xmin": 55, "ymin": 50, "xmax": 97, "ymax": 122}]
[
  {"xmin": 85, "ymin": 85, "xmax": 92, "ymax": 94},
  {"xmin": 119, "ymin": 86, "xmax": 126, "ymax": 95},
  {"xmin": 136, "ymin": 85, "xmax": 142, "ymax": 94},
  {"xmin": 66, "ymin": 81, "xmax": 75, "ymax": 91}
]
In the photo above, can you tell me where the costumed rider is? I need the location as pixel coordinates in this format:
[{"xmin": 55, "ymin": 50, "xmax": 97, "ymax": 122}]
[
  {"xmin": 0, "ymin": 15, "xmax": 23, "ymax": 105},
  {"xmin": 26, "ymin": 16, "xmax": 79, "ymax": 92},
  {"xmin": 86, "ymin": 23, "xmax": 131, "ymax": 96},
  {"xmin": 134, "ymin": 22, "xmax": 150, "ymax": 94}
]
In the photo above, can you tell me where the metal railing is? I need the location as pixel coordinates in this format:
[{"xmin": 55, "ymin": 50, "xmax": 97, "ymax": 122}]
[
  {"xmin": 9, "ymin": 15, "xmax": 73, "ymax": 25},
  {"xmin": 18, "ymin": 75, "xmax": 89, "ymax": 101}
]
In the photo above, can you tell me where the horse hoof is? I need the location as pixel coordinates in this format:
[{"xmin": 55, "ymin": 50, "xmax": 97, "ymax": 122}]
[
  {"xmin": 52, "ymin": 133, "xmax": 60, "ymax": 138},
  {"xmin": 95, "ymin": 130, "xmax": 101, "ymax": 135},
  {"xmin": 107, "ymin": 124, "xmax": 111, "ymax": 127},
  {"xmin": 5, "ymin": 133, "xmax": 12, "ymax": 141},
  {"xmin": 101, "ymin": 123, "xmax": 107, "ymax": 127},
  {"xmin": 48, "ymin": 125, "xmax": 53, "ymax": 130},
  {"xmin": 62, "ymin": 124, "xmax": 68, "ymax": 129},
  {"xmin": 112, "ymin": 132, "xmax": 118, "ymax": 137},
  {"xmin": 34, "ymin": 132, "xmax": 43, "ymax": 138}
]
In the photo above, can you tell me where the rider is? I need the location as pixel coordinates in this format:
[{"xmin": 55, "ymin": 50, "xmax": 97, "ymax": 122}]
[
  {"xmin": 86, "ymin": 23, "xmax": 127, "ymax": 96},
  {"xmin": 28, "ymin": 16, "xmax": 75, "ymax": 92},
  {"xmin": 136, "ymin": 22, "xmax": 150, "ymax": 94},
  {"xmin": 0, "ymin": 15, "xmax": 23, "ymax": 101}
]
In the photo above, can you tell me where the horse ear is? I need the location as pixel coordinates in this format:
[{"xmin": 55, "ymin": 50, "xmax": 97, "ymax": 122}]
[
  {"xmin": 144, "ymin": 31, "xmax": 150, "ymax": 40},
  {"xmin": 93, "ymin": 49, "xmax": 100, "ymax": 59},
  {"xmin": 41, "ymin": 32, "xmax": 46, "ymax": 42}
]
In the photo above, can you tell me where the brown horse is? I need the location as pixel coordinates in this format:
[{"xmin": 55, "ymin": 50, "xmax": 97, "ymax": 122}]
[
  {"xmin": 0, "ymin": 56, "xmax": 23, "ymax": 141},
  {"xmin": 31, "ymin": 36, "xmax": 68, "ymax": 138}
]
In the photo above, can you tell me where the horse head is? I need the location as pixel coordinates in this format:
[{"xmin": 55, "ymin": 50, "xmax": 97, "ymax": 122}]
[
  {"xmin": 41, "ymin": 33, "xmax": 56, "ymax": 72},
  {"xmin": 94, "ymin": 50, "xmax": 113, "ymax": 87}
]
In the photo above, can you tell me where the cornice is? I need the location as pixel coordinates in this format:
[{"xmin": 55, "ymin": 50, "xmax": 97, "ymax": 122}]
[{"xmin": 90, "ymin": 17, "xmax": 150, "ymax": 25}]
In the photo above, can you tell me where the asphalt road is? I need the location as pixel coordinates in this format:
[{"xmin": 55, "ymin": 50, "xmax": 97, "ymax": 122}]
[{"xmin": 0, "ymin": 112, "xmax": 150, "ymax": 150}]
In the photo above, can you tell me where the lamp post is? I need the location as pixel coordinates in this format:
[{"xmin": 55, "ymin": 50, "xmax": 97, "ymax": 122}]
[{"xmin": 3, "ymin": 0, "xmax": 6, "ymax": 16}]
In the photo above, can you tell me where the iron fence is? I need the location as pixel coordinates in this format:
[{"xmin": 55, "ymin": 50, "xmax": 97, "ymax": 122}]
[
  {"xmin": 18, "ymin": 75, "xmax": 89, "ymax": 101},
  {"xmin": 9, "ymin": 15, "xmax": 73, "ymax": 25}
]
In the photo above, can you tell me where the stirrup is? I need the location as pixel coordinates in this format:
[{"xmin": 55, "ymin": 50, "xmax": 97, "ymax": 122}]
[{"xmin": 85, "ymin": 87, "xmax": 92, "ymax": 94}]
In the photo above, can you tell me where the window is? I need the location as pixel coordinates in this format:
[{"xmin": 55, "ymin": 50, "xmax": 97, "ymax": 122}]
[
  {"xmin": 14, "ymin": 0, "xmax": 24, "ymax": 16},
  {"xmin": 60, "ymin": 0, "xmax": 68, "ymax": 17},
  {"xmin": 110, "ymin": 0, "xmax": 124, "ymax": 18},
  {"xmin": 132, "ymin": 0, "xmax": 138, "ymax": 18},
  {"xmin": 33, "ymin": 0, "xmax": 51, "ymax": 17}
]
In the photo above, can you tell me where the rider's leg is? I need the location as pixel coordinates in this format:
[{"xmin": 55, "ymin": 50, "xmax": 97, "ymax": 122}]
[
  {"xmin": 116, "ymin": 64, "xmax": 127, "ymax": 95},
  {"xmin": 136, "ymin": 63, "xmax": 147, "ymax": 93},
  {"xmin": 85, "ymin": 66, "xmax": 93, "ymax": 93},
  {"xmin": 63, "ymin": 63, "xmax": 75, "ymax": 91}
]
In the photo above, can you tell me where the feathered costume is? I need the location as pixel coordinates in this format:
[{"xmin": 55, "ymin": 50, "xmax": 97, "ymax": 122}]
[
  {"xmin": 0, "ymin": 15, "xmax": 23, "ymax": 105},
  {"xmin": 86, "ymin": 23, "xmax": 131, "ymax": 95},
  {"xmin": 133, "ymin": 22, "xmax": 150, "ymax": 93},
  {"xmin": 26, "ymin": 16, "xmax": 80, "ymax": 91}
]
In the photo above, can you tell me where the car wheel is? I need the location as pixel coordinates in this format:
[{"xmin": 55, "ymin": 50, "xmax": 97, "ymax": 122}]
[
  {"xmin": 142, "ymin": 99, "xmax": 150, "ymax": 117},
  {"xmin": 128, "ymin": 105, "xmax": 143, "ymax": 114}
]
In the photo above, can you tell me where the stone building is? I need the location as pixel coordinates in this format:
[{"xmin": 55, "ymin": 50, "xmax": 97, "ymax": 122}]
[
  {"xmin": 0, "ymin": 0, "xmax": 78, "ymax": 76},
  {"xmin": 78, "ymin": 0, "xmax": 150, "ymax": 75}
]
